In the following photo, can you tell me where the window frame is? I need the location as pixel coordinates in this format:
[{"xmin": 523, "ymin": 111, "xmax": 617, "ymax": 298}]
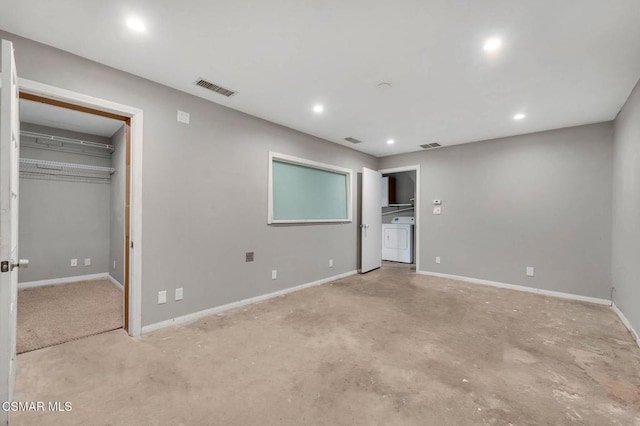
[{"xmin": 268, "ymin": 152, "xmax": 353, "ymax": 224}]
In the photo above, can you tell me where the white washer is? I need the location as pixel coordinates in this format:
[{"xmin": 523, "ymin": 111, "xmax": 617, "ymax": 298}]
[{"xmin": 382, "ymin": 217, "xmax": 414, "ymax": 263}]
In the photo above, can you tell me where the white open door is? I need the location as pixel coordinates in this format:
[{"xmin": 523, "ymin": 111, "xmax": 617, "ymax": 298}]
[
  {"xmin": 360, "ymin": 167, "xmax": 382, "ymax": 273},
  {"xmin": 0, "ymin": 39, "xmax": 24, "ymax": 426}
]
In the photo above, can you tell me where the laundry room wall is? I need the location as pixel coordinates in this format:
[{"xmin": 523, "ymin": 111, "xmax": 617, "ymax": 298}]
[
  {"xmin": 382, "ymin": 171, "xmax": 416, "ymax": 224},
  {"xmin": 109, "ymin": 124, "xmax": 126, "ymax": 286},
  {"xmin": 18, "ymin": 123, "xmax": 112, "ymax": 284}
]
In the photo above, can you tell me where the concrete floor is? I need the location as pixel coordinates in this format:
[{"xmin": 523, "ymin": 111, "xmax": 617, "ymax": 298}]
[{"xmin": 13, "ymin": 266, "xmax": 640, "ymax": 425}]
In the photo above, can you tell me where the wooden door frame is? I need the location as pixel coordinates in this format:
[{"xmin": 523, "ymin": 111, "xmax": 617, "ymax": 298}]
[{"xmin": 17, "ymin": 78, "xmax": 144, "ymax": 336}]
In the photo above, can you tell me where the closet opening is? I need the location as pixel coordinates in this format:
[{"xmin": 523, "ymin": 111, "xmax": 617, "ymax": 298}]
[{"xmin": 15, "ymin": 93, "xmax": 131, "ymax": 353}]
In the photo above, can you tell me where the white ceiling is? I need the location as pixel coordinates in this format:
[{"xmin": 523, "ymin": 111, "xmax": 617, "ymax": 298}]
[
  {"xmin": 2, "ymin": 1, "xmax": 640, "ymax": 157},
  {"xmin": 20, "ymin": 99, "xmax": 124, "ymax": 137}
]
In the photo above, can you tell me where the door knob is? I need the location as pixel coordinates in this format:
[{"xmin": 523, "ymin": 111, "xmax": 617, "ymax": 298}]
[
  {"xmin": 11, "ymin": 259, "xmax": 29, "ymax": 271},
  {"xmin": 0, "ymin": 259, "xmax": 28, "ymax": 273}
]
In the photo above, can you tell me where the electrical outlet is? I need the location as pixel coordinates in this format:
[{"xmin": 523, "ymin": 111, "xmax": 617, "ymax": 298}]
[
  {"xmin": 272, "ymin": 270, "xmax": 277, "ymax": 280},
  {"xmin": 84, "ymin": 258, "xmax": 91, "ymax": 266},
  {"xmin": 175, "ymin": 288, "xmax": 183, "ymax": 301},
  {"xmin": 329, "ymin": 259, "xmax": 333, "ymax": 268},
  {"xmin": 526, "ymin": 266, "xmax": 534, "ymax": 277},
  {"xmin": 436, "ymin": 256, "xmax": 441, "ymax": 264},
  {"xmin": 70, "ymin": 258, "xmax": 78, "ymax": 267},
  {"xmin": 158, "ymin": 291, "xmax": 167, "ymax": 304},
  {"xmin": 113, "ymin": 260, "xmax": 116, "ymax": 270}
]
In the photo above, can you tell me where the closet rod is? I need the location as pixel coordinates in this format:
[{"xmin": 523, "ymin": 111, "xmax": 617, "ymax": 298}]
[{"xmin": 21, "ymin": 130, "xmax": 114, "ymax": 151}]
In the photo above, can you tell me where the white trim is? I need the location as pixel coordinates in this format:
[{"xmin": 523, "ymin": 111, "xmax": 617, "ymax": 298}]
[
  {"xmin": 141, "ymin": 270, "xmax": 357, "ymax": 334},
  {"xmin": 612, "ymin": 302, "xmax": 640, "ymax": 348},
  {"xmin": 267, "ymin": 151, "xmax": 353, "ymax": 224},
  {"xmin": 18, "ymin": 273, "xmax": 109, "ymax": 289},
  {"xmin": 379, "ymin": 165, "xmax": 420, "ymax": 272},
  {"xmin": 417, "ymin": 270, "xmax": 612, "ymax": 306},
  {"xmin": 107, "ymin": 275, "xmax": 124, "ymax": 291},
  {"xmin": 17, "ymin": 77, "xmax": 143, "ymax": 337}
]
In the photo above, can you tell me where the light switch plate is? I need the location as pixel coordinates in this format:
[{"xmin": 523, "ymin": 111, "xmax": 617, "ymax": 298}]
[
  {"xmin": 175, "ymin": 288, "xmax": 183, "ymax": 301},
  {"xmin": 526, "ymin": 266, "xmax": 535, "ymax": 277},
  {"xmin": 433, "ymin": 207, "xmax": 442, "ymax": 215},
  {"xmin": 158, "ymin": 291, "xmax": 167, "ymax": 304},
  {"xmin": 177, "ymin": 110, "xmax": 190, "ymax": 124},
  {"xmin": 436, "ymin": 256, "xmax": 441, "ymax": 264},
  {"xmin": 329, "ymin": 259, "xmax": 333, "ymax": 268},
  {"xmin": 272, "ymin": 270, "xmax": 277, "ymax": 280},
  {"xmin": 84, "ymin": 258, "xmax": 91, "ymax": 266}
]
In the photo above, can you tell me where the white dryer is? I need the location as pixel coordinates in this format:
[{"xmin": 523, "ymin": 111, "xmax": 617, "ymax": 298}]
[{"xmin": 382, "ymin": 217, "xmax": 414, "ymax": 263}]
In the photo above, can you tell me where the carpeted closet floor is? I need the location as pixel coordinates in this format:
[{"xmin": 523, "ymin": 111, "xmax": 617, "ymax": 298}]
[{"xmin": 17, "ymin": 279, "xmax": 123, "ymax": 353}]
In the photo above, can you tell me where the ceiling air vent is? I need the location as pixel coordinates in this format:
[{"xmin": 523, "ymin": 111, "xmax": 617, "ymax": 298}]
[
  {"xmin": 195, "ymin": 79, "xmax": 237, "ymax": 97},
  {"xmin": 420, "ymin": 142, "xmax": 442, "ymax": 149},
  {"xmin": 344, "ymin": 137, "xmax": 363, "ymax": 144}
]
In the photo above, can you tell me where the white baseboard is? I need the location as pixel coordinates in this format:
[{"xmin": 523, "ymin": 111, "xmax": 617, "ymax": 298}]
[
  {"xmin": 141, "ymin": 270, "xmax": 358, "ymax": 334},
  {"xmin": 417, "ymin": 270, "xmax": 612, "ymax": 306},
  {"xmin": 612, "ymin": 302, "xmax": 640, "ymax": 348},
  {"xmin": 107, "ymin": 275, "xmax": 124, "ymax": 291},
  {"xmin": 18, "ymin": 272, "xmax": 110, "ymax": 289}
]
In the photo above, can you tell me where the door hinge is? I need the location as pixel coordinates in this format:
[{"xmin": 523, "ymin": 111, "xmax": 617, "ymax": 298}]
[{"xmin": 1, "ymin": 261, "xmax": 8, "ymax": 273}]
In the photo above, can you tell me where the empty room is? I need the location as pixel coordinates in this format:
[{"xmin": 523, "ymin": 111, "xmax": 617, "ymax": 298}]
[{"xmin": 0, "ymin": 1, "xmax": 639, "ymax": 425}]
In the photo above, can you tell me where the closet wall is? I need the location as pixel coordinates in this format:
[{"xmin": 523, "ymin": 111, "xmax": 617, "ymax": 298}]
[
  {"xmin": 109, "ymin": 125, "xmax": 126, "ymax": 286},
  {"xmin": 18, "ymin": 123, "xmax": 112, "ymax": 283}
]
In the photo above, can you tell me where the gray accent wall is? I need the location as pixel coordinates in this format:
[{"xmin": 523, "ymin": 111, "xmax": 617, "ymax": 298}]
[
  {"xmin": 1, "ymin": 31, "xmax": 377, "ymax": 326},
  {"xmin": 18, "ymin": 123, "xmax": 111, "ymax": 282},
  {"xmin": 612, "ymin": 78, "xmax": 640, "ymax": 333},
  {"xmin": 109, "ymin": 125, "xmax": 126, "ymax": 285},
  {"xmin": 379, "ymin": 123, "xmax": 614, "ymax": 299}
]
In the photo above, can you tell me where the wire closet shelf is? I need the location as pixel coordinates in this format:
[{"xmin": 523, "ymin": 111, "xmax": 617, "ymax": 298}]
[
  {"xmin": 19, "ymin": 158, "xmax": 115, "ymax": 184},
  {"xmin": 20, "ymin": 130, "xmax": 114, "ymax": 151}
]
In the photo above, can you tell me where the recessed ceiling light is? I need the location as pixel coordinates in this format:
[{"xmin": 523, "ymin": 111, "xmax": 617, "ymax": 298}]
[
  {"xmin": 483, "ymin": 37, "xmax": 502, "ymax": 52},
  {"xmin": 387, "ymin": 139, "xmax": 395, "ymax": 145},
  {"xmin": 312, "ymin": 104, "xmax": 324, "ymax": 114},
  {"xmin": 513, "ymin": 113, "xmax": 526, "ymax": 120},
  {"xmin": 127, "ymin": 18, "xmax": 146, "ymax": 32}
]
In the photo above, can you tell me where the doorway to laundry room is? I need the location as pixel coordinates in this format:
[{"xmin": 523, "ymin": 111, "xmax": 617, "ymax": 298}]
[
  {"xmin": 15, "ymin": 95, "xmax": 128, "ymax": 353},
  {"xmin": 379, "ymin": 166, "xmax": 419, "ymax": 272}
]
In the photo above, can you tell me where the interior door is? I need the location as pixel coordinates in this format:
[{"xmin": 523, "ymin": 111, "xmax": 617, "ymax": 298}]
[
  {"xmin": 0, "ymin": 39, "xmax": 21, "ymax": 426},
  {"xmin": 360, "ymin": 167, "xmax": 382, "ymax": 273}
]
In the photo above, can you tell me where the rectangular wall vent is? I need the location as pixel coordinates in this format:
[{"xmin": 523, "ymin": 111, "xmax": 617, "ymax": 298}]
[
  {"xmin": 420, "ymin": 142, "xmax": 442, "ymax": 149},
  {"xmin": 195, "ymin": 79, "xmax": 237, "ymax": 97},
  {"xmin": 344, "ymin": 137, "xmax": 363, "ymax": 144}
]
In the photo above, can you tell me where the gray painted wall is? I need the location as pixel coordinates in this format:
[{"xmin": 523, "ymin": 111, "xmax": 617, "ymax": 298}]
[
  {"xmin": 379, "ymin": 123, "xmax": 614, "ymax": 299},
  {"xmin": 109, "ymin": 125, "xmax": 126, "ymax": 285},
  {"xmin": 612, "ymin": 78, "xmax": 640, "ymax": 333},
  {"xmin": 18, "ymin": 123, "xmax": 111, "ymax": 282},
  {"xmin": 1, "ymin": 31, "xmax": 377, "ymax": 326}
]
